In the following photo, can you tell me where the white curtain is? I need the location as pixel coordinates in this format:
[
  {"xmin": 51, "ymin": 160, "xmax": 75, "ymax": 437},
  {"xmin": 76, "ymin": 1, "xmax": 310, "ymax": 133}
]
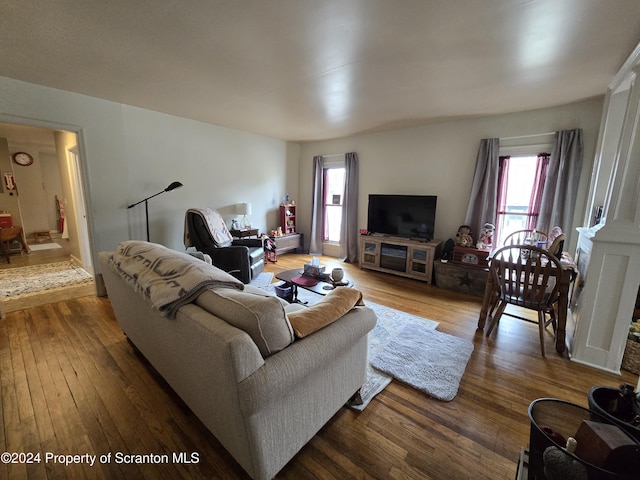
[
  {"xmin": 340, "ymin": 152, "xmax": 359, "ymax": 262},
  {"xmin": 309, "ymin": 155, "xmax": 324, "ymax": 255}
]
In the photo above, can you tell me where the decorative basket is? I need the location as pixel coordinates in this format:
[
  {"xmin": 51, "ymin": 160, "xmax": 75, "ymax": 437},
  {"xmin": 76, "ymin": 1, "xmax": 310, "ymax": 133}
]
[
  {"xmin": 274, "ymin": 284, "xmax": 293, "ymax": 302},
  {"xmin": 621, "ymin": 339, "xmax": 640, "ymax": 375}
]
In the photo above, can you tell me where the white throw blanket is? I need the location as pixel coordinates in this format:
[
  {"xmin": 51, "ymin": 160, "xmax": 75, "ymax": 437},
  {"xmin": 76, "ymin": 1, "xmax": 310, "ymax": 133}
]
[
  {"xmin": 184, "ymin": 207, "xmax": 233, "ymax": 248},
  {"xmin": 107, "ymin": 241, "xmax": 243, "ymax": 318}
]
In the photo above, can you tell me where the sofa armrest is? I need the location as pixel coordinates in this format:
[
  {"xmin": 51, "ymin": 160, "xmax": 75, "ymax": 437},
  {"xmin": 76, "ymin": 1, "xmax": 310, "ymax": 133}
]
[
  {"xmin": 206, "ymin": 246, "xmax": 251, "ymax": 281},
  {"xmin": 237, "ymin": 306, "xmax": 376, "ymax": 413},
  {"xmin": 208, "ymin": 245, "xmax": 250, "ymax": 262}
]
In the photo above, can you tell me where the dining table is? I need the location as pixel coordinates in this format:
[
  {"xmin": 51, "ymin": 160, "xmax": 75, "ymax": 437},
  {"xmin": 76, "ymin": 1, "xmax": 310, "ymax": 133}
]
[{"xmin": 477, "ymin": 249, "xmax": 578, "ymax": 355}]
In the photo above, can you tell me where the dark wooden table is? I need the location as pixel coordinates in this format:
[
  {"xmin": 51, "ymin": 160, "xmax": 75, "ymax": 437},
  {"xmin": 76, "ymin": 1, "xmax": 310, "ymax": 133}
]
[
  {"xmin": 275, "ymin": 268, "xmax": 352, "ymax": 302},
  {"xmin": 230, "ymin": 228, "xmax": 259, "ymax": 238}
]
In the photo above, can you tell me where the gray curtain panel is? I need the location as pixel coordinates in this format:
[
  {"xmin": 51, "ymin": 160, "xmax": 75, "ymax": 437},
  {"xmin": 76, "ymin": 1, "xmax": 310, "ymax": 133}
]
[
  {"xmin": 340, "ymin": 152, "xmax": 359, "ymax": 262},
  {"xmin": 309, "ymin": 155, "xmax": 324, "ymax": 255},
  {"xmin": 537, "ymin": 129, "xmax": 583, "ymax": 233},
  {"xmin": 464, "ymin": 138, "xmax": 500, "ymax": 241}
]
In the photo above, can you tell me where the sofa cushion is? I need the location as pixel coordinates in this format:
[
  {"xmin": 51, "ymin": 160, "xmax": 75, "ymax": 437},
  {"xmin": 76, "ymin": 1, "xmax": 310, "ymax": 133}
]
[
  {"xmin": 195, "ymin": 288, "xmax": 294, "ymax": 357},
  {"xmin": 242, "ymin": 284, "xmax": 291, "ymax": 308},
  {"xmin": 287, "ymin": 288, "xmax": 365, "ymax": 338}
]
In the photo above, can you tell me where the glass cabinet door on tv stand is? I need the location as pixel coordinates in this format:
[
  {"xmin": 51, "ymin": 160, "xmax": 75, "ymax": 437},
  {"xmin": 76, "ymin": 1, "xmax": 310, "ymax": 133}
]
[
  {"xmin": 409, "ymin": 246, "xmax": 431, "ymax": 277},
  {"xmin": 359, "ymin": 235, "xmax": 441, "ymax": 283},
  {"xmin": 361, "ymin": 240, "xmax": 380, "ymax": 266}
]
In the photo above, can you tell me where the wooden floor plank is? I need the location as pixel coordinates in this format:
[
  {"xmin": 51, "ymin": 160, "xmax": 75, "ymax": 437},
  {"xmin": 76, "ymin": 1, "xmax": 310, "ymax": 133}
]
[
  {"xmin": 1, "ymin": 252, "xmax": 637, "ymax": 479},
  {"xmin": 23, "ymin": 313, "xmax": 56, "ymax": 445}
]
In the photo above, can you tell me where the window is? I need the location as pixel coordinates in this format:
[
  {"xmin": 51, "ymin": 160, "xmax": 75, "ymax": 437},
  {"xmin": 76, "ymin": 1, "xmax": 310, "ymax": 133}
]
[
  {"xmin": 323, "ymin": 167, "xmax": 345, "ymax": 242},
  {"xmin": 495, "ymin": 153, "xmax": 549, "ymax": 245}
]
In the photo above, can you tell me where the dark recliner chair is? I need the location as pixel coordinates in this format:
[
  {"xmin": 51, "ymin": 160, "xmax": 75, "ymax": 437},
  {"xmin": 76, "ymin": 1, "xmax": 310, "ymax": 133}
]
[{"xmin": 185, "ymin": 208, "xmax": 264, "ymax": 284}]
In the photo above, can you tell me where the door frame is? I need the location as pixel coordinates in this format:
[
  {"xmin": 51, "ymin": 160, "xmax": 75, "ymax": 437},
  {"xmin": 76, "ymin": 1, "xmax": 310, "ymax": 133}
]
[{"xmin": 0, "ymin": 114, "xmax": 96, "ymax": 279}]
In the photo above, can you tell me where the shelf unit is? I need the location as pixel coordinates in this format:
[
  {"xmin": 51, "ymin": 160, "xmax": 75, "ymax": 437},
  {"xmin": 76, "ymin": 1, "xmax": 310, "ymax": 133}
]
[
  {"xmin": 280, "ymin": 204, "xmax": 296, "ymax": 235},
  {"xmin": 359, "ymin": 235, "xmax": 441, "ymax": 283}
]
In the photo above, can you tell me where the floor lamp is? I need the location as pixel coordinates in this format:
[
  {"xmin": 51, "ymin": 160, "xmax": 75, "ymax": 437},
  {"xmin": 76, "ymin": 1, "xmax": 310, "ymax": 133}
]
[{"xmin": 127, "ymin": 181, "xmax": 183, "ymax": 241}]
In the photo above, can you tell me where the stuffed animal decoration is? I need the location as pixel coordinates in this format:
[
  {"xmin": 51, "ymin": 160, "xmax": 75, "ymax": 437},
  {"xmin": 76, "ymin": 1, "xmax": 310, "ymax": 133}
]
[
  {"xmin": 476, "ymin": 222, "xmax": 495, "ymax": 249},
  {"xmin": 456, "ymin": 225, "xmax": 473, "ymax": 247},
  {"xmin": 547, "ymin": 226, "xmax": 566, "ymax": 258}
]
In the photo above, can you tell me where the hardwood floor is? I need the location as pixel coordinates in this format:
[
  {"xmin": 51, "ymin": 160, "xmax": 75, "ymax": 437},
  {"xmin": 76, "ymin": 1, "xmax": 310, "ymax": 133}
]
[
  {"xmin": 0, "ymin": 238, "xmax": 95, "ymax": 316},
  {"xmin": 0, "ymin": 236, "xmax": 72, "ymax": 270},
  {"xmin": 1, "ymin": 253, "xmax": 636, "ymax": 479}
]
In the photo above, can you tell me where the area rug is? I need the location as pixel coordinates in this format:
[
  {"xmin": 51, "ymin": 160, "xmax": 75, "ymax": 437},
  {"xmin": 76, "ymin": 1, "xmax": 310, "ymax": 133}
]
[
  {"xmin": 0, "ymin": 261, "xmax": 93, "ymax": 298},
  {"xmin": 352, "ymin": 301, "xmax": 438, "ymax": 411},
  {"xmin": 250, "ymin": 271, "xmax": 274, "ymax": 288},
  {"xmin": 28, "ymin": 243, "xmax": 62, "ymax": 251},
  {"xmin": 371, "ymin": 323, "xmax": 474, "ymax": 401},
  {"xmin": 266, "ymin": 283, "xmax": 472, "ymax": 409}
]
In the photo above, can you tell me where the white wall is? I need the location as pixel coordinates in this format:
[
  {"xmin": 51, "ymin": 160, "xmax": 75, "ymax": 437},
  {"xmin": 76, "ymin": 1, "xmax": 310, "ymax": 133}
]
[
  {"xmin": 298, "ymin": 98, "xmax": 605, "ymax": 253},
  {"xmin": 0, "ymin": 138, "xmax": 21, "ymax": 223},
  {"xmin": 0, "ymin": 76, "xmax": 296, "ymax": 263},
  {"xmin": 0, "ymin": 73, "xmax": 604, "ymax": 265},
  {"xmin": 40, "ymin": 152, "xmax": 63, "ymax": 232},
  {"xmin": 120, "ymin": 105, "xmax": 297, "ymax": 247},
  {"xmin": 5, "ymin": 145, "xmax": 62, "ymax": 236}
]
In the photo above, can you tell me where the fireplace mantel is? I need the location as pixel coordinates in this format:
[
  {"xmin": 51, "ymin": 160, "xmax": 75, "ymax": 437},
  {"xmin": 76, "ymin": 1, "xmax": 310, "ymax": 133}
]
[
  {"xmin": 571, "ymin": 226, "xmax": 640, "ymax": 373},
  {"xmin": 570, "ymin": 42, "xmax": 640, "ymax": 383}
]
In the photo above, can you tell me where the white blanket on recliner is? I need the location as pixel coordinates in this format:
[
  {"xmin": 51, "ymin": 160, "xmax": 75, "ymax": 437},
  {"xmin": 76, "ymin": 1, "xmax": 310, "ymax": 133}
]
[
  {"xmin": 184, "ymin": 207, "xmax": 233, "ymax": 248},
  {"xmin": 107, "ymin": 241, "xmax": 243, "ymax": 318}
]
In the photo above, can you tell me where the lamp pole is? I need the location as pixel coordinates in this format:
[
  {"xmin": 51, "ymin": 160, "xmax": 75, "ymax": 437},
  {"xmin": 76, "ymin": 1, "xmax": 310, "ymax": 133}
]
[{"xmin": 127, "ymin": 181, "xmax": 183, "ymax": 241}]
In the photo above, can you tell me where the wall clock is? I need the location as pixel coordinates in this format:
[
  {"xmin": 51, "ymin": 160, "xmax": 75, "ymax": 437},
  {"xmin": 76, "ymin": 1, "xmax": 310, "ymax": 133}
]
[{"xmin": 12, "ymin": 151, "xmax": 34, "ymax": 166}]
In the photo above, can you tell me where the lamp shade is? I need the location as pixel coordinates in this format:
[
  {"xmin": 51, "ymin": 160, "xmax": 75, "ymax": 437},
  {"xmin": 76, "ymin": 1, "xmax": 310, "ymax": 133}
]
[
  {"xmin": 237, "ymin": 202, "xmax": 252, "ymax": 215},
  {"xmin": 165, "ymin": 181, "xmax": 183, "ymax": 191},
  {"xmin": 126, "ymin": 180, "xmax": 184, "ymax": 241}
]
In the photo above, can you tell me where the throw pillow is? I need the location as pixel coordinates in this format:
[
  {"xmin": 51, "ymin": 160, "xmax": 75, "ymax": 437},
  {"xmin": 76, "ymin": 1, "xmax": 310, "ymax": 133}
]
[
  {"xmin": 287, "ymin": 288, "xmax": 365, "ymax": 338},
  {"xmin": 195, "ymin": 288, "xmax": 294, "ymax": 357}
]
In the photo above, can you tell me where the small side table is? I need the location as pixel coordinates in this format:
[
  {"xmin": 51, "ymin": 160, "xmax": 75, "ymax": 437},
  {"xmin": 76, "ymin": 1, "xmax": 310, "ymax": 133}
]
[
  {"xmin": 34, "ymin": 230, "xmax": 53, "ymax": 243},
  {"xmin": 230, "ymin": 228, "xmax": 259, "ymax": 239}
]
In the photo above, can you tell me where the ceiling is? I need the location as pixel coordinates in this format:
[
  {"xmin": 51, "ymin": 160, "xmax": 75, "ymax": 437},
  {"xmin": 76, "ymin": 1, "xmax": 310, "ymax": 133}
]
[{"xmin": 1, "ymin": 0, "xmax": 640, "ymax": 143}]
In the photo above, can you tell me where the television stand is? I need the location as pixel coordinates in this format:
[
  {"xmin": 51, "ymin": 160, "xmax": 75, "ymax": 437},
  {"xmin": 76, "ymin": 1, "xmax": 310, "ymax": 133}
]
[{"xmin": 359, "ymin": 236, "xmax": 441, "ymax": 283}]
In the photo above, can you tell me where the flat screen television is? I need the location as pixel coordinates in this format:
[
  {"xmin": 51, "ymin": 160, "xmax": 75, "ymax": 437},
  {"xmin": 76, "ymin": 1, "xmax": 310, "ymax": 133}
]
[{"xmin": 367, "ymin": 194, "xmax": 437, "ymax": 241}]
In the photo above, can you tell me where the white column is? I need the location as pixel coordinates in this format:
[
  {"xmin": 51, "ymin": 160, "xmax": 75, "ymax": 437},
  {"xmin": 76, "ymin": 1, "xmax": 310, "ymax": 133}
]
[{"xmin": 571, "ymin": 62, "xmax": 640, "ymax": 373}]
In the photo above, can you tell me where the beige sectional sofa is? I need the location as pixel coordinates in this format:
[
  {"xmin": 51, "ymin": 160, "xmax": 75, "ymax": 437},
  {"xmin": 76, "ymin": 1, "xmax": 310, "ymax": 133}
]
[{"xmin": 98, "ymin": 242, "xmax": 376, "ymax": 480}]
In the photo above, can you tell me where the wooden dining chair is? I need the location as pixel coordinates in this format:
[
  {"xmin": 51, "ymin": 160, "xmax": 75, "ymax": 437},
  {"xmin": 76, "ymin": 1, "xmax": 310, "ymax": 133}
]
[
  {"xmin": 503, "ymin": 229, "xmax": 548, "ymax": 247},
  {"xmin": 485, "ymin": 244, "xmax": 562, "ymax": 356}
]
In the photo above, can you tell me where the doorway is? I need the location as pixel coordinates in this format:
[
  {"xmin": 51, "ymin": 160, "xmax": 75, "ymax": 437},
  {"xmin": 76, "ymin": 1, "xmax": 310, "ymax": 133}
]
[
  {"xmin": 0, "ymin": 121, "xmax": 93, "ymax": 290},
  {"xmin": 66, "ymin": 146, "xmax": 92, "ymax": 272}
]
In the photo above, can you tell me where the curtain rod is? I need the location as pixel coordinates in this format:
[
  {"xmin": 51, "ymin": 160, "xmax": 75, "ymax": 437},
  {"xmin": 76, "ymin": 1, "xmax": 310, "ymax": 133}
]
[
  {"xmin": 318, "ymin": 153, "xmax": 345, "ymax": 158},
  {"xmin": 500, "ymin": 132, "xmax": 555, "ymax": 141}
]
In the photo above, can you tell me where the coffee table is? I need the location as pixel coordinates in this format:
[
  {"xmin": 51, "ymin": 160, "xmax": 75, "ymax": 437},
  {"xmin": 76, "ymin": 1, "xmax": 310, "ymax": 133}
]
[{"xmin": 275, "ymin": 268, "xmax": 353, "ymax": 303}]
